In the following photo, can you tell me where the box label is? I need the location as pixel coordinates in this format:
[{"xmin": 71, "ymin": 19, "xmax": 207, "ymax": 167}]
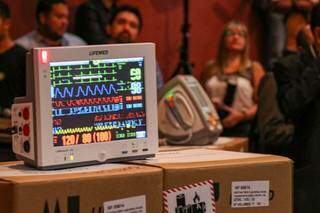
[
  {"xmin": 232, "ymin": 181, "xmax": 269, "ymax": 208},
  {"xmin": 163, "ymin": 180, "xmax": 215, "ymax": 213},
  {"xmin": 103, "ymin": 195, "xmax": 146, "ymax": 213}
]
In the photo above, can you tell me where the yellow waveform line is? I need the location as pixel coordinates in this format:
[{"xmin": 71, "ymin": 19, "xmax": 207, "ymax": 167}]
[
  {"xmin": 55, "ymin": 126, "xmax": 94, "ymax": 135},
  {"xmin": 94, "ymin": 126, "xmax": 116, "ymax": 131}
]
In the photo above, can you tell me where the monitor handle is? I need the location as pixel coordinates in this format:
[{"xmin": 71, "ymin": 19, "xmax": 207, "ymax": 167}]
[{"xmin": 165, "ymin": 92, "xmax": 194, "ymax": 130}]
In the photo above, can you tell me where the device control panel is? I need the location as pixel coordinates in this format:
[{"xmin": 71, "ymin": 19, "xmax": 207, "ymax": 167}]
[{"xmin": 11, "ymin": 102, "xmax": 35, "ymax": 160}]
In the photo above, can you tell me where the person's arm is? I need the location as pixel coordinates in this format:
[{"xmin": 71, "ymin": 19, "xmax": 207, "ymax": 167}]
[
  {"xmin": 274, "ymin": 55, "xmax": 320, "ymax": 119},
  {"xmin": 200, "ymin": 60, "xmax": 215, "ymax": 86},
  {"xmin": 221, "ymin": 105, "xmax": 257, "ymax": 128},
  {"xmin": 252, "ymin": 62, "xmax": 266, "ymax": 102},
  {"xmin": 257, "ymin": 73, "xmax": 294, "ymax": 151}
]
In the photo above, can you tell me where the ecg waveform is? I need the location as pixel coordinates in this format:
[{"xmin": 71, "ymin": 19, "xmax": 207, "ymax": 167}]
[
  {"xmin": 50, "ymin": 59, "xmax": 147, "ymax": 146},
  {"xmin": 52, "ymin": 84, "xmax": 117, "ymax": 99},
  {"xmin": 52, "ymin": 103, "xmax": 124, "ymax": 117},
  {"xmin": 52, "ymin": 96, "xmax": 123, "ymax": 108},
  {"xmin": 94, "ymin": 111, "xmax": 146, "ymax": 122},
  {"xmin": 95, "ymin": 118, "xmax": 145, "ymax": 129},
  {"xmin": 53, "ymin": 126, "xmax": 94, "ymax": 135},
  {"xmin": 53, "ymin": 118, "xmax": 144, "ymax": 135}
]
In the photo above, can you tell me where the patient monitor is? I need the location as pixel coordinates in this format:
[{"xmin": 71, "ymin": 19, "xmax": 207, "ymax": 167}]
[
  {"xmin": 11, "ymin": 43, "xmax": 158, "ymax": 169},
  {"xmin": 158, "ymin": 75, "xmax": 222, "ymax": 145}
]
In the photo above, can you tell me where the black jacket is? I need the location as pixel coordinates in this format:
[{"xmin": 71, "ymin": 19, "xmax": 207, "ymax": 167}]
[
  {"xmin": 274, "ymin": 50, "xmax": 320, "ymax": 213},
  {"xmin": 74, "ymin": 0, "xmax": 113, "ymax": 44},
  {"xmin": 256, "ymin": 72, "xmax": 294, "ymax": 155}
]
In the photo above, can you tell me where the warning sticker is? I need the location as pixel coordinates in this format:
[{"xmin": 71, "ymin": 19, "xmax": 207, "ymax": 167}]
[
  {"xmin": 103, "ymin": 195, "xmax": 146, "ymax": 213},
  {"xmin": 163, "ymin": 180, "xmax": 215, "ymax": 213},
  {"xmin": 231, "ymin": 181, "xmax": 269, "ymax": 208}
]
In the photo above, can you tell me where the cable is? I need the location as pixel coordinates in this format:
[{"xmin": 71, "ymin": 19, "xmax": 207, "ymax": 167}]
[{"xmin": 0, "ymin": 126, "xmax": 17, "ymax": 135}]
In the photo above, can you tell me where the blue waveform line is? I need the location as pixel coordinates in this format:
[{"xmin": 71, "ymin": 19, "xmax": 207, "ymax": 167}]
[
  {"xmin": 51, "ymin": 84, "xmax": 117, "ymax": 99},
  {"xmin": 52, "ymin": 103, "xmax": 124, "ymax": 117},
  {"xmin": 94, "ymin": 118, "xmax": 146, "ymax": 129}
]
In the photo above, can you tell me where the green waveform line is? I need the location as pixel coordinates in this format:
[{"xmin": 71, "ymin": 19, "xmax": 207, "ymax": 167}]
[
  {"xmin": 73, "ymin": 77, "xmax": 117, "ymax": 85},
  {"xmin": 117, "ymin": 86, "xmax": 132, "ymax": 92},
  {"xmin": 51, "ymin": 63, "xmax": 122, "ymax": 72},
  {"xmin": 51, "ymin": 70, "xmax": 118, "ymax": 84},
  {"xmin": 52, "ymin": 80, "xmax": 73, "ymax": 87},
  {"xmin": 52, "ymin": 70, "xmax": 117, "ymax": 79},
  {"xmin": 51, "ymin": 72, "xmax": 73, "ymax": 81}
]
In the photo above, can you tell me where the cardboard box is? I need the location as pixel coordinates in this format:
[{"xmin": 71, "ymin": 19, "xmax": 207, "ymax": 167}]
[
  {"xmin": 136, "ymin": 149, "xmax": 293, "ymax": 213},
  {"xmin": 0, "ymin": 162, "xmax": 163, "ymax": 213},
  {"xmin": 159, "ymin": 137, "xmax": 249, "ymax": 152}
]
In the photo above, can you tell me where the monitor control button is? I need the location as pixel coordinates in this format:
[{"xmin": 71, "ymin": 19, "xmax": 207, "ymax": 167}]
[
  {"xmin": 23, "ymin": 108, "xmax": 29, "ymax": 120},
  {"xmin": 23, "ymin": 141, "xmax": 30, "ymax": 153},
  {"xmin": 23, "ymin": 124, "xmax": 30, "ymax": 136},
  {"xmin": 98, "ymin": 151, "xmax": 108, "ymax": 162}
]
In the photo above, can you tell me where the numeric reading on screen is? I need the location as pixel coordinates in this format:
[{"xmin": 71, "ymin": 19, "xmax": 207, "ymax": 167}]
[{"xmin": 50, "ymin": 57, "xmax": 147, "ymax": 147}]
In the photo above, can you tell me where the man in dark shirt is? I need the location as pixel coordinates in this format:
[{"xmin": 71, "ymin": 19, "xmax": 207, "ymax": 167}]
[
  {"xmin": 15, "ymin": 0, "xmax": 85, "ymax": 50},
  {"xmin": 274, "ymin": 3, "xmax": 320, "ymax": 212},
  {"xmin": 0, "ymin": 1, "xmax": 27, "ymax": 116},
  {"xmin": 74, "ymin": 0, "xmax": 117, "ymax": 44}
]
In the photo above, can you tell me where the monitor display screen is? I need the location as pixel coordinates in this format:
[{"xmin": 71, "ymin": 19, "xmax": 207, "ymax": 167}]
[{"xmin": 50, "ymin": 57, "xmax": 147, "ymax": 147}]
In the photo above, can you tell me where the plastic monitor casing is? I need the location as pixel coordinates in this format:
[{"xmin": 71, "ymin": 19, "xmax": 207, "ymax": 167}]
[
  {"xmin": 12, "ymin": 43, "xmax": 158, "ymax": 170},
  {"xmin": 158, "ymin": 75, "xmax": 222, "ymax": 145}
]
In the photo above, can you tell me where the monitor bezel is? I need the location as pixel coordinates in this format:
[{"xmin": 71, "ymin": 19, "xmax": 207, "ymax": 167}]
[{"xmin": 32, "ymin": 43, "xmax": 158, "ymax": 167}]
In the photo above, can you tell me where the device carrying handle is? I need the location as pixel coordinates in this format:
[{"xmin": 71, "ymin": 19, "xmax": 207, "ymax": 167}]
[
  {"xmin": 175, "ymin": 92, "xmax": 194, "ymax": 127},
  {"xmin": 165, "ymin": 92, "xmax": 194, "ymax": 130},
  {"xmin": 164, "ymin": 91, "xmax": 195, "ymax": 145}
]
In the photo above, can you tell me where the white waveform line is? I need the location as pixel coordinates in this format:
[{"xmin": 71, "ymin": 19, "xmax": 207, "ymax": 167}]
[{"xmin": 73, "ymin": 75, "xmax": 102, "ymax": 80}]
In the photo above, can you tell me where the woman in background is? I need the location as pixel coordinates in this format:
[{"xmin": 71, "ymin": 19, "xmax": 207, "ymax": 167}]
[{"xmin": 201, "ymin": 21, "xmax": 265, "ymax": 137}]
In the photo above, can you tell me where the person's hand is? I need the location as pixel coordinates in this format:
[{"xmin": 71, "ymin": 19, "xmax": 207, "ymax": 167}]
[
  {"xmin": 221, "ymin": 106, "xmax": 245, "ymax": 128},
  {"xmin": 208, "ymin": 112, "xmax": 219, "ymax": 128},
  {"xmin": 211, "ymin": 98, "xmax": 223, "ymax": 109},
  {"xmin": 302, "ymin": 25, "xmax": 314, "ymax": 45}
]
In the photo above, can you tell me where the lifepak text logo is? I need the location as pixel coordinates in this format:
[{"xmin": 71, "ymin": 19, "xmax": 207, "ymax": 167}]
[{"xmin": 89, "ymin": 50, "xmax": 109, "ymax": 56}]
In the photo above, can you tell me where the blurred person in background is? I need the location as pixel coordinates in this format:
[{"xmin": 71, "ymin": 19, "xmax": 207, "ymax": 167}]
[
  {"xmin": 253, "ymin": 0, "xmax": 286, "ymax": 71},
  {"xmin": 74, "ymin": 0, "xmax": 117, "ymax": 44},
  {"xmin": 201, "ymin": 21, "xmax": 265, "ymax": 137},
  {"xmin": 0, "ymin": 1, "xmax": 27, "ymax": 117},
  {"xmin": 107, "ymin": 5, "xmax": 164, "ymax": 90},
  {"xmin": 273, "ymin": 0, "xmax": 318, "ymax": 56},
  {"xmin": 274, "ymin": 4, "xmax": 320, "ymax": 212},
  {"xmin": 16, "ymin": 0, "xmax": 85, "ymax": 50}
]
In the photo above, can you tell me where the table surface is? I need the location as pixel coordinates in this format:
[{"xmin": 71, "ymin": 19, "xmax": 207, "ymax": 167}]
[{"xmin": 159, "ymin": 137, "xmax": 249, "ymax": 152}]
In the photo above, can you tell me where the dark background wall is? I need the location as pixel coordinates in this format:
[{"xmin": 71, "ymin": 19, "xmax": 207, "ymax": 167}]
[{"xmin": 3, "ymin": 0, "xmax": 262, "ymax": 81}]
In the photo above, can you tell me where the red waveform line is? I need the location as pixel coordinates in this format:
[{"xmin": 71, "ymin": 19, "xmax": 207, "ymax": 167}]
[
  {"xmin": 94, "ymin": 111, "xmax": 145, "ymax": 122},
  {"xmin": 126, "ymin": 111, "xmax": 146, "ymax": 119},
  {"xmin": 94, "ymin": 113, "xmax": 121, "ymax": 122},
  {"xmin": 52, "ymin": 96, "xmax": 123, "ymax": 108}
]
